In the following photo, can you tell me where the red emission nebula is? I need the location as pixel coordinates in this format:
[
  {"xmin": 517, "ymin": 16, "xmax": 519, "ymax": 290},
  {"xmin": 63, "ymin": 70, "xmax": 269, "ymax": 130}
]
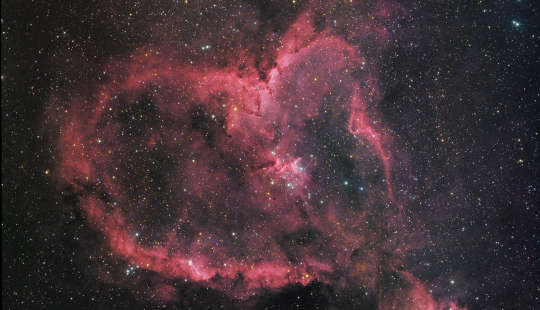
[{"xmin": 51, "ymin": 3, "xmax": 464, "ymax": 309}]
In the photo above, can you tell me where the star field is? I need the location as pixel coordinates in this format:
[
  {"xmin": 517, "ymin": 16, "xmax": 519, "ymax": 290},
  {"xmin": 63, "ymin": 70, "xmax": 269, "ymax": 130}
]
[{"xmin": 2, "ymin": 1, "xmax": 539, "ymax": 309}]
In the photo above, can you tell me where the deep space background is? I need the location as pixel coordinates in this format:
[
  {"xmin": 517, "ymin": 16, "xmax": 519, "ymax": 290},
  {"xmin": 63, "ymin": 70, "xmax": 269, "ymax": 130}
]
[{"xmin": 2, "ymin": 0, "xmax": 539, "ymax": 309}]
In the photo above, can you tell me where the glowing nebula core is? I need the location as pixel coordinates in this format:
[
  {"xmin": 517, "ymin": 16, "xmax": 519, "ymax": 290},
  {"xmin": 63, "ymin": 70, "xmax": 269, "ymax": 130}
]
[{"xmin": 52, "ymin": 3, "xmax": 463, "ymax": 309}]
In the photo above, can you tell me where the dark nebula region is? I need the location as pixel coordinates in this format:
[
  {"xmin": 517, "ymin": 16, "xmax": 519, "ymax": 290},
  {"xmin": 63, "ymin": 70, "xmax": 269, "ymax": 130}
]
[{"xmin": 3, "ymin": 0, "xmax": 539, "ymax": 309}]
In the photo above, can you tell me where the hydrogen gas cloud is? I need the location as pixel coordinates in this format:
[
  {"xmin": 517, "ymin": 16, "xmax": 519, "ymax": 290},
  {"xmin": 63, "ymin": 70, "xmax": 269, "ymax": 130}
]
[{"xmin": 46, "ymin": 1, "xmax": 465, "ymax": 309}]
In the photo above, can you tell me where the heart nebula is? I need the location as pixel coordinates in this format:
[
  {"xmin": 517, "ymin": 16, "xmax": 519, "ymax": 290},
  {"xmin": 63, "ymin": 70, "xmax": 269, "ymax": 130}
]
[{"xmin": 52, "ymin": 6, "xmax": 464, "ymax": 309}]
